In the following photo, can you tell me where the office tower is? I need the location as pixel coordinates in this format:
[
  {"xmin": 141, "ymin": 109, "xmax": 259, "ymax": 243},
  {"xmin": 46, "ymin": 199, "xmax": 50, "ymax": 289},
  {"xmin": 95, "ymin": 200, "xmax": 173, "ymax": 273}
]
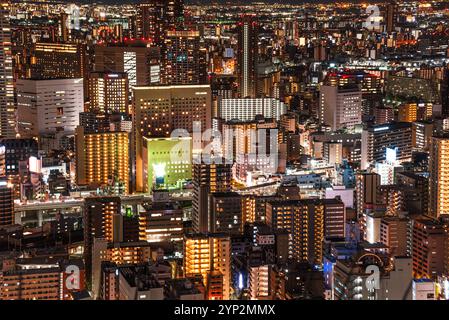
[
  {"xmin": 237, "ymin": 15, "xmax": 258, "ymax": 98},
  {"xmin": 192, "ymin": 162, "xmax": 232, "ymax": 233},
  {"xmin": 266, "ymin": 199, "xmax": 331, "ymax": 265},
  {"xmin": 380, "ymin": 216, "xmax": 410, "ymax": 256},
  {"xmin": 385, "ymin": 1, "xmax": 398, "ymax": 33},
  {"xmin": 0, "ymin": 138, "xmax": 38, "ymax": 176},
  {"xmin": 0, "ymin": 1, "xmax": 16, "ymax": 139},
  {"xmin": 145, "ymin": 137, "xmax": 192, "ymax": 191},
  {"xmin": 16, "ymin": 78, "xmax": 84, "ymax": 137},
  {"xmin": 0, "ymin": 181, "xmax": 13, "ymax": 226},
  {"xmin": 319, "ymin": 85, "xmax": 362, "ymax": 131},
  {"xmin": 183, "ymin": 234, "xmax": 231, "ymax": 300},
  {"xmin": 133, "ymin": 85, "xmax": 211, "ymax": 192},
  {"xmin": 88, "ymin": 72, "xmax": 129, "ymax": 114},
  {"xmin": 84, "ymin": 196, "xmax": 122, "ymax": 282},
  {"xmin": 30, "ymin": 43, "xmax": 87, "ymax": 80},
  {"xmin": 412, "ymin": 121, "xmax": 433, "ymax": 151},
  {"xmin": 209, "ymin": 192, "xmax": 243, "ymax": 235},
  {"xmin": 429, "ymin": 133, "xmax": 449, "ymax": 218},
  {"xmin": 218, "ymin": 98, "xmax": 287, "ymax": 122},
  {"xmin": 75, "ymin": 127, "xmax": 130, "ymax": 193},
  {"xmin": 94, "ymin": 43, "xmax": 160, "ymax": 87},
  {"xmin": 161, "ymin": 30, "xmax": 206, "ymax": 85},
  {"xmin": 355, "ymin": 172, "xmax": 380, "ymax": 220},
  {"xmin": 361, "ymin": 122, "xmax": 412, "ymax": 170},
  {"xmin": 136, "ymin": 0, "xmax": 184, "ymax": 45},
  {"xmin": 412, "ymin": 217, "xmax": 446, "ymax": 279}
]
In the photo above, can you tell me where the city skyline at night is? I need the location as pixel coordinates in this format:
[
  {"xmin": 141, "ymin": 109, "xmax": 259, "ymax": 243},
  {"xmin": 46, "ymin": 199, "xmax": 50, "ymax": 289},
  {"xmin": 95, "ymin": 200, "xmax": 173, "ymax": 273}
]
[{"xmin": 0, "ymin": 0, "xmax": 449, "ymax": 307}]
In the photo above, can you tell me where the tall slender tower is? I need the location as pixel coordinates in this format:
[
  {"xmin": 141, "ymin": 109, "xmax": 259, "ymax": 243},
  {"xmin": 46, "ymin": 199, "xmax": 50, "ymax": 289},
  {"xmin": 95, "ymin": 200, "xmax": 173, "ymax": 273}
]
[
  {"xmin": 0, "ymin": 1, "xmax": 16, "ymax": 138},
  {"xmin": 192, "ymin": 162, "xmax": 232, "ymax": 233},
  {"xmin": 429, "ymin": 133, "xmax": 449, "ymax": 218},
  {"xmin": 385, "ymin": 1, "xmax": 398, "ymax": 34},
  {"xmin": 237, "ymin": 15, "xmax": 258, "ymax": 98}
]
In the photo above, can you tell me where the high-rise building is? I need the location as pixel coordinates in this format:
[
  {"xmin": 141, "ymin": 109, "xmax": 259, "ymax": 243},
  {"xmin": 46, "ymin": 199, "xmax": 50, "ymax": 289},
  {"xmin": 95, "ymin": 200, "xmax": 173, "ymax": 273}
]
[
  {"xmin": 16, "ymin": 78, "xmax": 84, "ymax": 137},
  {"xmin": 84, "ymin": 196, "xmax": 122, "ymax": 282},
  {"xmin": 375, "ymin": 107, "xmax": 394, "ymax": 125},
  {"xmin": 429, "ymin": 133, "xmax": 449, "ymax": 218},
  {"xmin": 0, "ymin": 180, "xmax": 13, "ymax": 226},
  {"xmin": 266, "ymin": 199, "xmax": 342, "ymax": 265},
  {"xmin": 385, "ymin": 1, "xmax": 398, "ymax": 33},
  {"xmin": 380, "ymin": 216, "xmax": 410, "ymax": 257},
  {"xmin": 192, "ymin": 162, "xmax": 232, "ymax": 233},
  {"xmin": 209, "ymin": 192, "xmax": 243, "ymax": 235},
  {"xmin": 183, "ymin": 234, "xmax": 231, "ymax": 300},
  {"xmin": 133, "ymin": 85, "xmax": 211, "ymax": 138},
  {"xmin": 136, "ymin": 0, "xmax": 184, "ymax": 45},
  {"xmin": 361, "ymin": 122, "xmax": 412, "ymax": 170},
  {"xmin": 222, "ymin": 118, "xmax": 280, "ymax": 181},
  {"xmin": 79, "ymin": 112, "xmax": 111, "ymax": 134},
  {"xmin": 161, "ymin": 30, "xmax": 206, "ymax": 85},
  {"xmin": 0, "ymin": 138, "xmax": 38, "ymax": 176},
  {"xmin": 398, "ymin": 103, "xmax": 418, "ymax": 123},
  {"xmin": 412, "ymin": 217, "xmax": 446, "ymax": 279},
  {"xmin": 94, "ymin": 43, "xmax": 160, "ymax": 88},
  {"xmin": 138, "ymin": 200, "xmax": 183, "ymax": 244},
  {"xmin": 412, "ymin": 121, "xmax": 433, "ymax": 152},
  {"xmin": 355, "ymin": 172, "xmax": 380, "ymax": 222},
  {"xmin": 88, "ymin": 72, "xmax": 129, "ymax": 114},
  {"xmin": 0, "ymin": 1, "xmax": 16, "ymax": 139},
  {"xmin": 237, "ymin": 15, "xmax": 258, "ymax": 98},
  {"xmin": 133, "ymin": 85, "xmax": 211, "ymax": 192},
  {"xmin": 30, "ymin": 42, "xmax": 87, "ymax": 81},
  {"xmin": 248, "ymin": 264, "xmax": 276, "ymax": 300},
  {"xmin": 0, "ymin": 260, "xmax": 85, "ymax": 300},
  {"xmin": 396, "ymin": 171, "xmax": 430, "ymax": 216},
  {"xmin": 319, "ymin": 85, "xmax": 362, "ymax": 131},
  {"xmin": 324, "ymin": 70, "xmax": 382, "ymax": 119},
  {"xmin": 75, "ymin": 127, "xmax": 130, "ymax": 193},
  {"xmin": 218, "ymin": 98, "xmax": 287, "ymax": 122}
]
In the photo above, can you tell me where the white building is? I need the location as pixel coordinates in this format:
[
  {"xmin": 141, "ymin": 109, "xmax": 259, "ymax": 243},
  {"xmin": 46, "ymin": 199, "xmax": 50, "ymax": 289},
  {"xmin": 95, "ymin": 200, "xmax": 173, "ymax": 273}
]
[
  {"xmin": 319, "ymin": 85, "xmax": 362, "ymax": 131},
  {"xmin": 325, "ymin": 185, "xmax": 354, "ymax": 209},
  {"xmin": 16, "ymin": 78, "xmax": 84, "ymax": 137},
  {"xmin": 219, "ymin": 98, "xmax": 287, "ymax": 122}
]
